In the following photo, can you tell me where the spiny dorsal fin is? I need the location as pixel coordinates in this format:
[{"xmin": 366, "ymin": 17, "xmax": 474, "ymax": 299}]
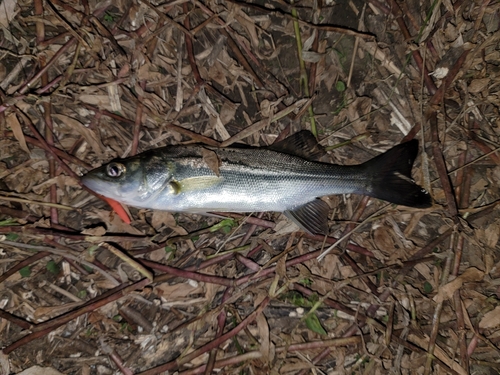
[{"xmin": 268, "ymin": 130, "xmax": 326, "ymax": 161}]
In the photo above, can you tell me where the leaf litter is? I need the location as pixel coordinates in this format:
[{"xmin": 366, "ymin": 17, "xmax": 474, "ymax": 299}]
[{"xmin": 0, "ymin": 0, "xmax": 500, "ymax": 374}]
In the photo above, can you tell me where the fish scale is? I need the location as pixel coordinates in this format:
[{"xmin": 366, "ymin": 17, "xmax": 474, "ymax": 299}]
[{"xmin": 148, "ymin": 146, "xmax": 366, "ymax": 212}]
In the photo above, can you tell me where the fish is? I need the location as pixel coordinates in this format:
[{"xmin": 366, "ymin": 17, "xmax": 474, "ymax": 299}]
[{"xmin": 81, "ymin": 131, "xmax": 432, "ymax": 234}]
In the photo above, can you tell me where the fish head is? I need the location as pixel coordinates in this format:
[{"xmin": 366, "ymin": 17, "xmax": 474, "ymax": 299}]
[{"xmin": 82, "ymin": 154, "xmax": 174, "ymax": 207}]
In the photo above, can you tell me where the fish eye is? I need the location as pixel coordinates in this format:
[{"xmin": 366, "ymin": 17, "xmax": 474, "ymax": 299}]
[{"xmin": 106, "ymin": 162, "xmax": 125, "ymax": 178}]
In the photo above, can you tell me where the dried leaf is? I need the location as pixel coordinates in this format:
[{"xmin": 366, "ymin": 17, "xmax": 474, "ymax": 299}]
[
  {"xmin": 302, "ymin": 29, "xmax": 317, "ymax": 52},
  {"xmin": 152, "ymin": 211, "xmax": 187, "ymax": 235},
  {"xmin": 479, "ymin": 306, "xmax": 500, "ymax": 329},
  {"xmin": 207, "ymin": 61, "xmax": 229, "ymax": 87},
  {"xmin": 272, "ymin": 216, "xmax": 300, "ymax": 235},
  {"xmin": 201, "ymin": 147, "xmax": 221, "ymax": 177},
  {"xmin": 81, "ymin": 226, "xmax": 106, "ymax": 236},
  {"xmin": 219, "ymin": 102, "xmax": 238, "ymax": 125},
  {"xmin": 0, "ymin": 351, "xmax": 10, "ymax": 374},
  {"xmin": 151, "ymin": 211, "xmax": 173, "ymax": 231},
  {"xmin": 476, "ymin": 222, "xmax": 500, "ymax": 248},
  {"xmin": 260, "ymin": 99, "xmax": 272, "ymax": 118},
  {"xmin": 0, "ymin": 0, "xmax": 17, "ymax": 28},
  {"xmin": 276, "ymin": 254, "xmax": 287, "ymax": 279},
  {"xmin": 408, "ymin": 333, "xmax": 468, "ymax": 375},
  {"xmin": 155, "ymin": 282, "xmax": 204, "ymax": 299},
  {"xmin": 255, "ymin": 312, "xmax": 271, "ymax": 363},
  {"xmin": 91, "ymin": 209, "xmax": 144, "ymax": 235},
  {"xmin": 233, "ymin": 7, "xmax": 259, "ymax": 48},
  {"xmin": 148, "ymin": 248, "xmax": 165, "ymax": 262},
  {"xmin": 0, "ymin": 62, "xmax": 6, "ymax": 82},
  {"xmin": 433, "ymin": 267, "xmax": 485, "ymax": 303},
  {"xmin": 77, "ymin": 94, "xmax": 113, "ymax": 111},
  {"xmin": 17, "ymin": 366, "xmax": 65, "ymax": 375},
  {"xmin": 302, "ymin": 50, "xmax": 324, "ymax": 63},
  {"xmin": 100, "ymin": 242, "xmax": 153, "ymax": 282},
  {"xmin": 347, "ymin": 96, "xmax": 372, "ymax": 134},
  {"xmin": 7, "ymin": 113, "xmax": 30, "ymax": 154},
  {"xmin": 468, "ymin": 78, "xmax": 490, "ymax": 93},
  {"xmin": 53, "ymin": 114, "xmax": 104, "ymax": 156},
  {"xmin": 32, "ymin": 175, "xmax": 80, "ymax": 194},
  {"xmin": 211, "ymin": 115, "xmax": 231, "ymax": 141},
  {"xmin": 418, "ymin": 1, "xmax": 441, "ymax": 41},
  {"xmin": 359, "ymin": 40, "xmax": 403, "ymax": 77}
]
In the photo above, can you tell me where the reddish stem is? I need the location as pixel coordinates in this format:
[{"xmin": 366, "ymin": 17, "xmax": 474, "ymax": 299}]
[
  {"xmin": 131, "ymin": 80, "xmax": 146, "ymax": 156},
  {"xmin": 136, "ymin": 297, "xmax": 270, "ymax": 375},
  {"xmin": 3, "ymin": 279, "xmax": 150, "ymax": 354}
]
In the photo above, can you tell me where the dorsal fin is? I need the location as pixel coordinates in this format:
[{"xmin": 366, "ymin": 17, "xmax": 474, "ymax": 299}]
[{"xmin": 267, "ymin": 130, "xmax": 325, "ymax": 161}]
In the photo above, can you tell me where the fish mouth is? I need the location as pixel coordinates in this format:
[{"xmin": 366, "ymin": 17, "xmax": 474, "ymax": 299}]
[
  {"xmin": 81, "ymin": 175, "xmax": 110, "ymax": 197},
  {"xmin": 81, "ymin": 174, "xmax": 146, "ymax": 204}
]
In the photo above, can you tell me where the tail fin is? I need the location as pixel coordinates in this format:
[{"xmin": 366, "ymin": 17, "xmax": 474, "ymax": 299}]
[{"xmin": 360, "ymin": 140, "xmax": 432, "ymax": 208}]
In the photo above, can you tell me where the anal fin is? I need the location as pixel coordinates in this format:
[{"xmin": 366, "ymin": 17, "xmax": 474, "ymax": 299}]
[{"xmin": 284, "ymin": 199, "xmax": 330, "ymax": 235}]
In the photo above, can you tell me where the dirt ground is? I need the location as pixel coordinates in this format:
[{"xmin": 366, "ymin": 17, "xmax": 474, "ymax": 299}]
[{"xmin": 1, "ymin": 0, "xmax": 500, "ymax": 374}]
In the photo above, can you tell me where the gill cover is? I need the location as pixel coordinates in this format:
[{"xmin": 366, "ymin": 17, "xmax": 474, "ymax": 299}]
[{"xmin": 81, "ymin": 153, "xmax": 173, "ymax": 205}]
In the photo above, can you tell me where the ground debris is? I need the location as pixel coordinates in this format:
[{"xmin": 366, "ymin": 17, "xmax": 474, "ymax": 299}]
[{"xmin": 0, "ymin": 0, "xmax": 500, "ymax": 374}]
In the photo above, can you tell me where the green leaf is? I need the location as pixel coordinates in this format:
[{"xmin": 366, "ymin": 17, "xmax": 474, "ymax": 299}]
[
  {"xmin": 113, "ymin": 314, "xmax": 122, "ymax": 322},
  {"xmin": 210, "ymin": 218, "xmax": 237, "ymax": 232},
  {"xmin": 120, "ymin": 322, "xmax": 133, "ymax": 333},
  {"xmin": 164, "ymin": 245, "xmax": 176, "ymax": 260},
  {"xmin": 83, "ymin": 264, "xmax": 94, "ymax": 273},
  {"xmin": 46, "ymin": 260, "xmax": 60, "ymax": 275},
  {"xmin": 308, "ymin": 293, "xmax": 320, "ymax": 305},
  {"xmin": 0, "ymin": 219, "xmax": 19, "ymax": 227},
  {"xmin": 19, "ymin": 266, "xmax": 31, "ymax": 278},
  {"xmin": 282, "ymin": 291, "xmax": 306, "ymax": 307},
  {"xmin": 300, "ymin": 277, "xmax": 312, "ymax": 286},
  {"xmin": 423, "ymin": 281, "xmax": 433, "ymax": 293},
  {"xmin": 305, "ymin": 313, "xmax": 327, "ymax": 335},
  {"xmin": 6, "ymin": 233, "xmax": 19, "ymax": 241},
  {"xmin": 104, "ymin": 12, "xmax": 114, "ymax": 22},
  {"xmin": 164, "ymin": 246, "xmax": 175, "ymax": 254},
  {"xmin": 292, "ymin": 293, "xmax": 305, "ymax": 306},
  {"xmin": 87, "ymin": 245, "xmax": 100, "ymax": 257},
  {"xmin": 335, "ymin": 81, "xmax": 346, "ymax": 92},
  {"xmin": 77, "ymin": 290, "xmax": 87, "ymax": 299}
]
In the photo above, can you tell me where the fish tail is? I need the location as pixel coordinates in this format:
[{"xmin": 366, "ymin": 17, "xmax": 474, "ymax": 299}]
[{"xmin": 359, "ymin": 140, "xmax": 432, "ymax": 208}]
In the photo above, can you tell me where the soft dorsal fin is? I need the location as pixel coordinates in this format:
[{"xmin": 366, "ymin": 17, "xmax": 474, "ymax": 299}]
[{"xmin": 267, "ymin": 130, "xmax": 325, "ymax": 161}]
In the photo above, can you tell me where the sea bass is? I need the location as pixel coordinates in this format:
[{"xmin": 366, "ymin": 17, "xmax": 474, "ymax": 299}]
[{"xmin": 81, "ymin": 131, "xmax": 431, "ymax": 234}]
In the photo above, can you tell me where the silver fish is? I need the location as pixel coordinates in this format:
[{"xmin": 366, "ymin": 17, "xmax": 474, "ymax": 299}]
[{"xmin": 81, "ymin": 131, "xmax": 431, "ymax": 234}]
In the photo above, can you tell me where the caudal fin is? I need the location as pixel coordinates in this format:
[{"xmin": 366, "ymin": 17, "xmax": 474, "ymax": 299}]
[{"xmin": 360, "ymin": 140, "xmax": 432, "ymax": 208}]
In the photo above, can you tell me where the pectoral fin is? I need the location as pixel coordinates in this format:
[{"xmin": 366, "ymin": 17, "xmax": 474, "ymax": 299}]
[
  {"xmin": 284, "ymin": 199, "xmax": 330, "ymax": 235},
  {"xmin": 178, "ymin": 176, "xmax": 223, "ymax": 193}
]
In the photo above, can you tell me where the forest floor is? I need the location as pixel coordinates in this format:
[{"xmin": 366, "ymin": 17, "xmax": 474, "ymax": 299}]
[{"xmin": 1, "ymin": 0, "xmax": 500, "ymax": 374}]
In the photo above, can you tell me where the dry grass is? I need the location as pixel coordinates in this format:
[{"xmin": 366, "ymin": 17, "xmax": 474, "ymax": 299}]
[{"xmin": 1, "ymin": 0, "xmax": 500, "ymax": 374}]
